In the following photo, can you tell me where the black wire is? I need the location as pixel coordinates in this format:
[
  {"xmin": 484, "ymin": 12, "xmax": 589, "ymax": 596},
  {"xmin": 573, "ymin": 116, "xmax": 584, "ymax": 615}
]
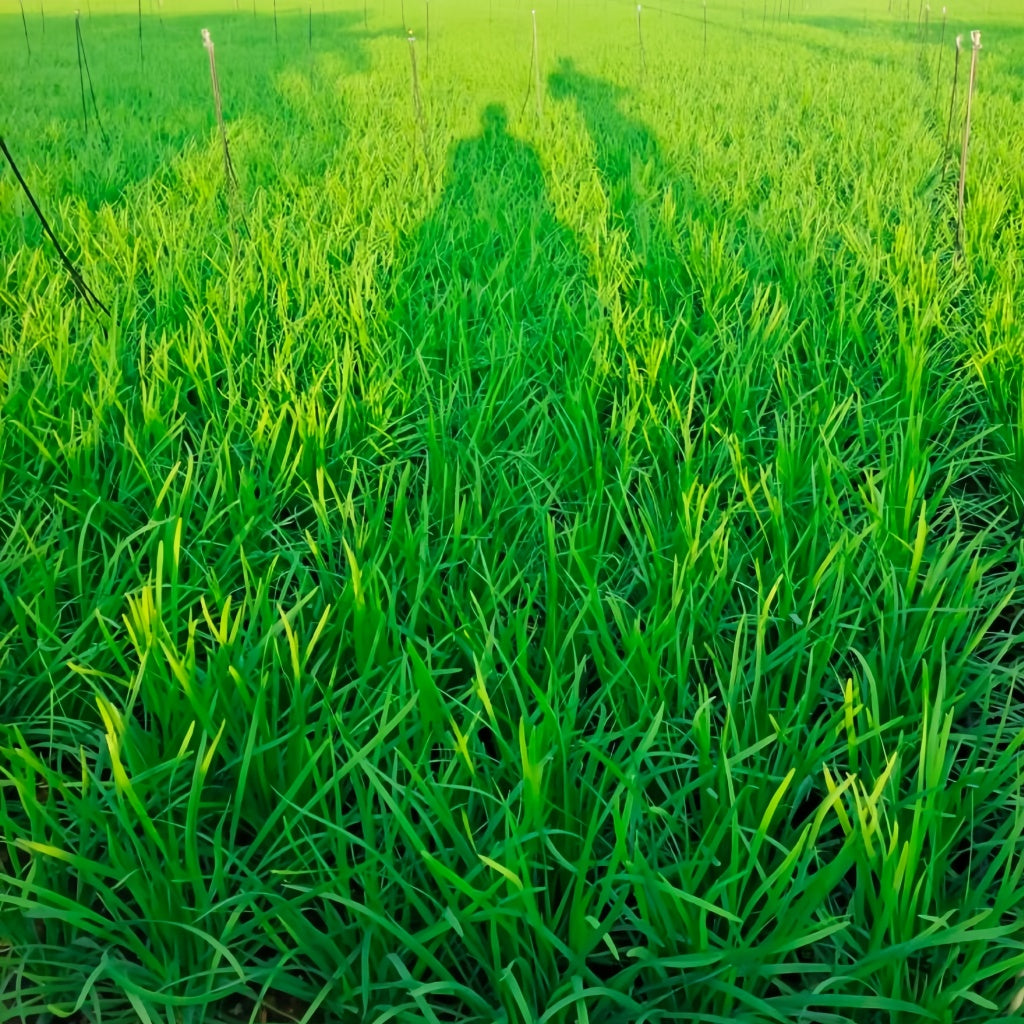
[{"xmin": 0, "ymin": 136, "xmax": 111, "ymax": 316}]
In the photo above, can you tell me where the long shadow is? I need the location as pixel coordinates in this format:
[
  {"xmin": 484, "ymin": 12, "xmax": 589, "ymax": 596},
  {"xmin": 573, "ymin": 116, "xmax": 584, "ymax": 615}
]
[
  {"xmin": 0, "ymin": 8, "xmax": 388, "ymax": 209},
  {"xmin": 548, "ymin": 58, "xmax": 702, "ymax": 337},
  {"xmin": 384, "ymin": 103, "xmax": 596, "ymax": 410}
]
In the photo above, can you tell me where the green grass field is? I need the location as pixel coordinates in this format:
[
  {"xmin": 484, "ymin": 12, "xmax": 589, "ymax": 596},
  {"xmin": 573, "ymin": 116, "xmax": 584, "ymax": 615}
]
[{"xmin": 2, "ymin": 0, "xmax": 1024, "ymax": 1019}]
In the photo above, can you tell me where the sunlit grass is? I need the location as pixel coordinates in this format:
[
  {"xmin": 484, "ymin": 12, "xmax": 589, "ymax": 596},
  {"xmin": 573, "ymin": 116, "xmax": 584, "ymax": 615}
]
[{"xmin": 2, "ymin": 0, "xmax": 1023, "ymax": 1021}]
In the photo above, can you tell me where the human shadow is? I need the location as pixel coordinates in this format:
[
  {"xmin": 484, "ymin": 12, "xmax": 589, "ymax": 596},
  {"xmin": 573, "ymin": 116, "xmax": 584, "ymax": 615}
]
[
  {"xmin": 383, "ymin": 104, "xmax": 597, "ymax": 421},
  {"xmin": 548, "ymin": 57, "xmax": 702, "ymax": 336}
]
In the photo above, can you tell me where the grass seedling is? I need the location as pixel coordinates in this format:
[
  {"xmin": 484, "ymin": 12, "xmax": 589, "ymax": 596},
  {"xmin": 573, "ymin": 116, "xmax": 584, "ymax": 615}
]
[
  {"xmin": 637, "ymin": 5, "xmax": 647, "ymax": 78},
  {"xmin": 19, "ymin": 0, "xmax": 31, "ymax": 57},
  {"xmin": 274, "ymin": 0, "xmax": 279, "ymax": 45},
  {"xmin": 308, "ymin": 5, "xmax": 312, "ymax": 49},
  {"xmin": 942, "ymin": 34, "xmax": 962, "ymax": 174},
  {"xmin": 425, "ymin": 0, "xmax": 430, "ymax": 73},
  {"xmin": 75, "ymin": 13, "xmax": 108, "ymax": 145},
  {"xmin": 39, "ymin": 0, "xmax": 44, "ymax": 36},
  {"xmin": 201, "ymin": 29, "xmax": 239, "ymax": 192},
  {"xmin": 703, "ymin": 0, "xmax": 708, "ymax": 59},
  {"xmin": 955, "ymin": 30, "xmax": 981, "ymax": 254},
  {"xmin": 0, "ymin": 136, "xmax": 109, "ymax": 314}
]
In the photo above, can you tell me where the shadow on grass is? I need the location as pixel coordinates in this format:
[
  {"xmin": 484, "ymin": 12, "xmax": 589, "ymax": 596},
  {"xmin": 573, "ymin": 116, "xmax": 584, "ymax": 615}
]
[
  {"xmin": 547, "ymin": 57, "xmax": 702, "ymax": 336},
  {"xmin": 386, "ymin": 102, "xmax": 596, "ymax": 411},
  {"xmin": 0, "ymin": 8, "xmax": 390, "ymax": 208}
]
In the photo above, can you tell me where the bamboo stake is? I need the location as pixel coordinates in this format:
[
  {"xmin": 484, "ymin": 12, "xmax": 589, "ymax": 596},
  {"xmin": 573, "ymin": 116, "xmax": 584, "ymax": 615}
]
[
  {"xmin": 955, "ymin": 30, "xmax": 982, "ymax": 255},
  {"xmin": 202, "ymin": 29, "xmax": 239, "ymax": 190},
  {"xmin": 637, "ymin": 5, "xmax": 646, "ymax": 78},
  {"xmin": 934, "ymin": 6, "xmax": 946, "ymax": 110},
  {"xmin": 942, "ymin": 34, "xmax": 962, "ymax": 174}
]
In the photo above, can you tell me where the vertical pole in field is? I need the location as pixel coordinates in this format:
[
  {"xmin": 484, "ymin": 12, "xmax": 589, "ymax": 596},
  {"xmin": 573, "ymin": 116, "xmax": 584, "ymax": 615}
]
[
  {"xmin": 19, "ymin": 0, "xmax": 31, "ymax": 57},
  {"xmin": 40, "ymin": 0, "xmax": 45, "ymax": 37},
  {"xmin": 637, "ymin": 5, "xmax": 646, "ymax": 79},
  {"xmin": 425, "ymin": 0, "xmax": 430, "ymax": 73},
  {"xmin": 76, "ymin": 12, "xmax": 89, "ymax": 133},
  {"xmin": 532, "ymin": 9, "xmax": 542, "ymax": 119},
  {"xmin": 137, "ymin": 0, "xmax": 143, "ymax": 63},
  {"xmin": 76, "ymin": 12, "xmax": 108, "ymax": 145},
  {"xmin": 364, "ymin": 0, "xmax": 368, "ymax": 30},
  {"xmin": 955, "ymin": 31, "xmax": 981, "ymax": 255},
  {"xmin": 942, "ymin": 34, "xmax": 962, "ymax": 174},
  {"xmin": 202, "ymin": 29, "xmax": 239, "ymax": 191},
  {"xmin": 703, "ymin": 0, "xmax": 708, "ymax": 58},
  {"xmin": 273, "ymin": 0, "xmax": 279, "ymax": 44},
  {"xmin": 407, "ymin": 30, "xmax": 430, "ymax": 179},
  {"xmin": 408, "ymin": 31, "xmax": 422, "ymax": 125},
  {"xmin": 934, "ymin": 5, "xmax": 946, "ymax": 107}
]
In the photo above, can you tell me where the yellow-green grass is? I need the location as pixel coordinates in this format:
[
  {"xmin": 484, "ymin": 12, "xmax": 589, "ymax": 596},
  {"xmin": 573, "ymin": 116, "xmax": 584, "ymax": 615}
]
[{"xmin": 2, "ymin": 0, "xmax": 1024, "ymax": 1020}]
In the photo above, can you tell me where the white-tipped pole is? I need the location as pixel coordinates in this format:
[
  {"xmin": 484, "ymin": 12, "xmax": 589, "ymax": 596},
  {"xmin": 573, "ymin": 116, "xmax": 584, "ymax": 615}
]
[
  {"xmin": 202, "ymin": 29, "xmax": 238, "ymax": 189},
  {"xmin": 955, "ymin": 30, "xmax": 982, "ymax": 254},
  {"xmin": 637, "ymin": 5, "xmax": 647, "ymax": 78}
]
